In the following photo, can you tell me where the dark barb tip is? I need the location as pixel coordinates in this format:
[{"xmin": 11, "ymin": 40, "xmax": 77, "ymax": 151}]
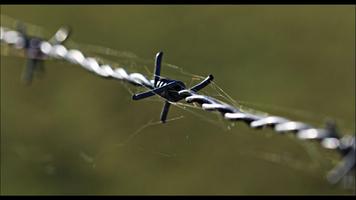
[{"xmin": 208, "ymin": 74, "xmax": 214, "ymax": 81}]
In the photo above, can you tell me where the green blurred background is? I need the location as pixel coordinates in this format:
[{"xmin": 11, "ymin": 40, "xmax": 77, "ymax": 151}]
[{"xmin": 0, "ymin": 5, "xmax": 355, "ymax": 195}]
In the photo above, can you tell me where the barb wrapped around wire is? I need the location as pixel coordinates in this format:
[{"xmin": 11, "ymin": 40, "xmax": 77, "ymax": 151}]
[{"xmin": 0, "ymin": 25, "xmax": 354, "ymax": 186}]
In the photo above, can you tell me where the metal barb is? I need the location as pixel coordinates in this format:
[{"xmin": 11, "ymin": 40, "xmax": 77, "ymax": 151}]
[
  {"xmin": 0, "ymin": 25, "xmax": 354, "ymax": 186},
  {"xmin": 16, "ymin": 24, "xmax": 71, "ymax": 85},
  {"xmin": 132, "ymin": 51, "xmax": 212, "ymax": 123}
]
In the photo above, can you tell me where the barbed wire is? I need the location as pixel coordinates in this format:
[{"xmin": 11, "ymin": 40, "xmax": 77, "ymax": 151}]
[{"xmin": 0, "ymin": 25, "xmax": 354, "ymax": 186}]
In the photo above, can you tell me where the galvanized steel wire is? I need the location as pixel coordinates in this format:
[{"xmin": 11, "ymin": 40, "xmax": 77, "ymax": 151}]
[{"xmin": 0, "ymin": 26, "xmax": 354, "ymax": 185}]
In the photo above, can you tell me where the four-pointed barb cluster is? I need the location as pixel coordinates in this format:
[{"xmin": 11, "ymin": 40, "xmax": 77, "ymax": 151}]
[
  {"xmin": 0, "ymin": 22, "xmax": 354, "ymax": 186},
  {"xmin": 132, "ymin": 52, "xmax": 214, "ymax": 123},
  {"xmin": 15, "ymin": 23, "xmax": 71, "ymax": 84}
]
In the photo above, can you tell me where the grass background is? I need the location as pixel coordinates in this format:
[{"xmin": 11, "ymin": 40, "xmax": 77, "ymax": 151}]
[{"xmin": 1, "ymin": 5, "xmax": 355, "ymax": 194}]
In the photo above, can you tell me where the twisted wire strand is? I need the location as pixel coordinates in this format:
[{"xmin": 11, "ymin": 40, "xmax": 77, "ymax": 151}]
[{"xmin": 0, "ymin": 26, "xmax": 354, "ymax": 185}]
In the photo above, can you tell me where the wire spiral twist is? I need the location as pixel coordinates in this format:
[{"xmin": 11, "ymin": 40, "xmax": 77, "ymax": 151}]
[{"xmin": 1, "ymin": 26, "xmax": 354, "ymax": 186}]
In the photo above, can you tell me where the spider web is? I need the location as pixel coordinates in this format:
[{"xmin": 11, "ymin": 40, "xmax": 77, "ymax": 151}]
[
  {"xmin": 1, "ymin": 15, "xmax": 354, "ymax": 189},
  {"xmin": 52, "ymin": 42, "xmax": 343, "ymax": 179}
]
